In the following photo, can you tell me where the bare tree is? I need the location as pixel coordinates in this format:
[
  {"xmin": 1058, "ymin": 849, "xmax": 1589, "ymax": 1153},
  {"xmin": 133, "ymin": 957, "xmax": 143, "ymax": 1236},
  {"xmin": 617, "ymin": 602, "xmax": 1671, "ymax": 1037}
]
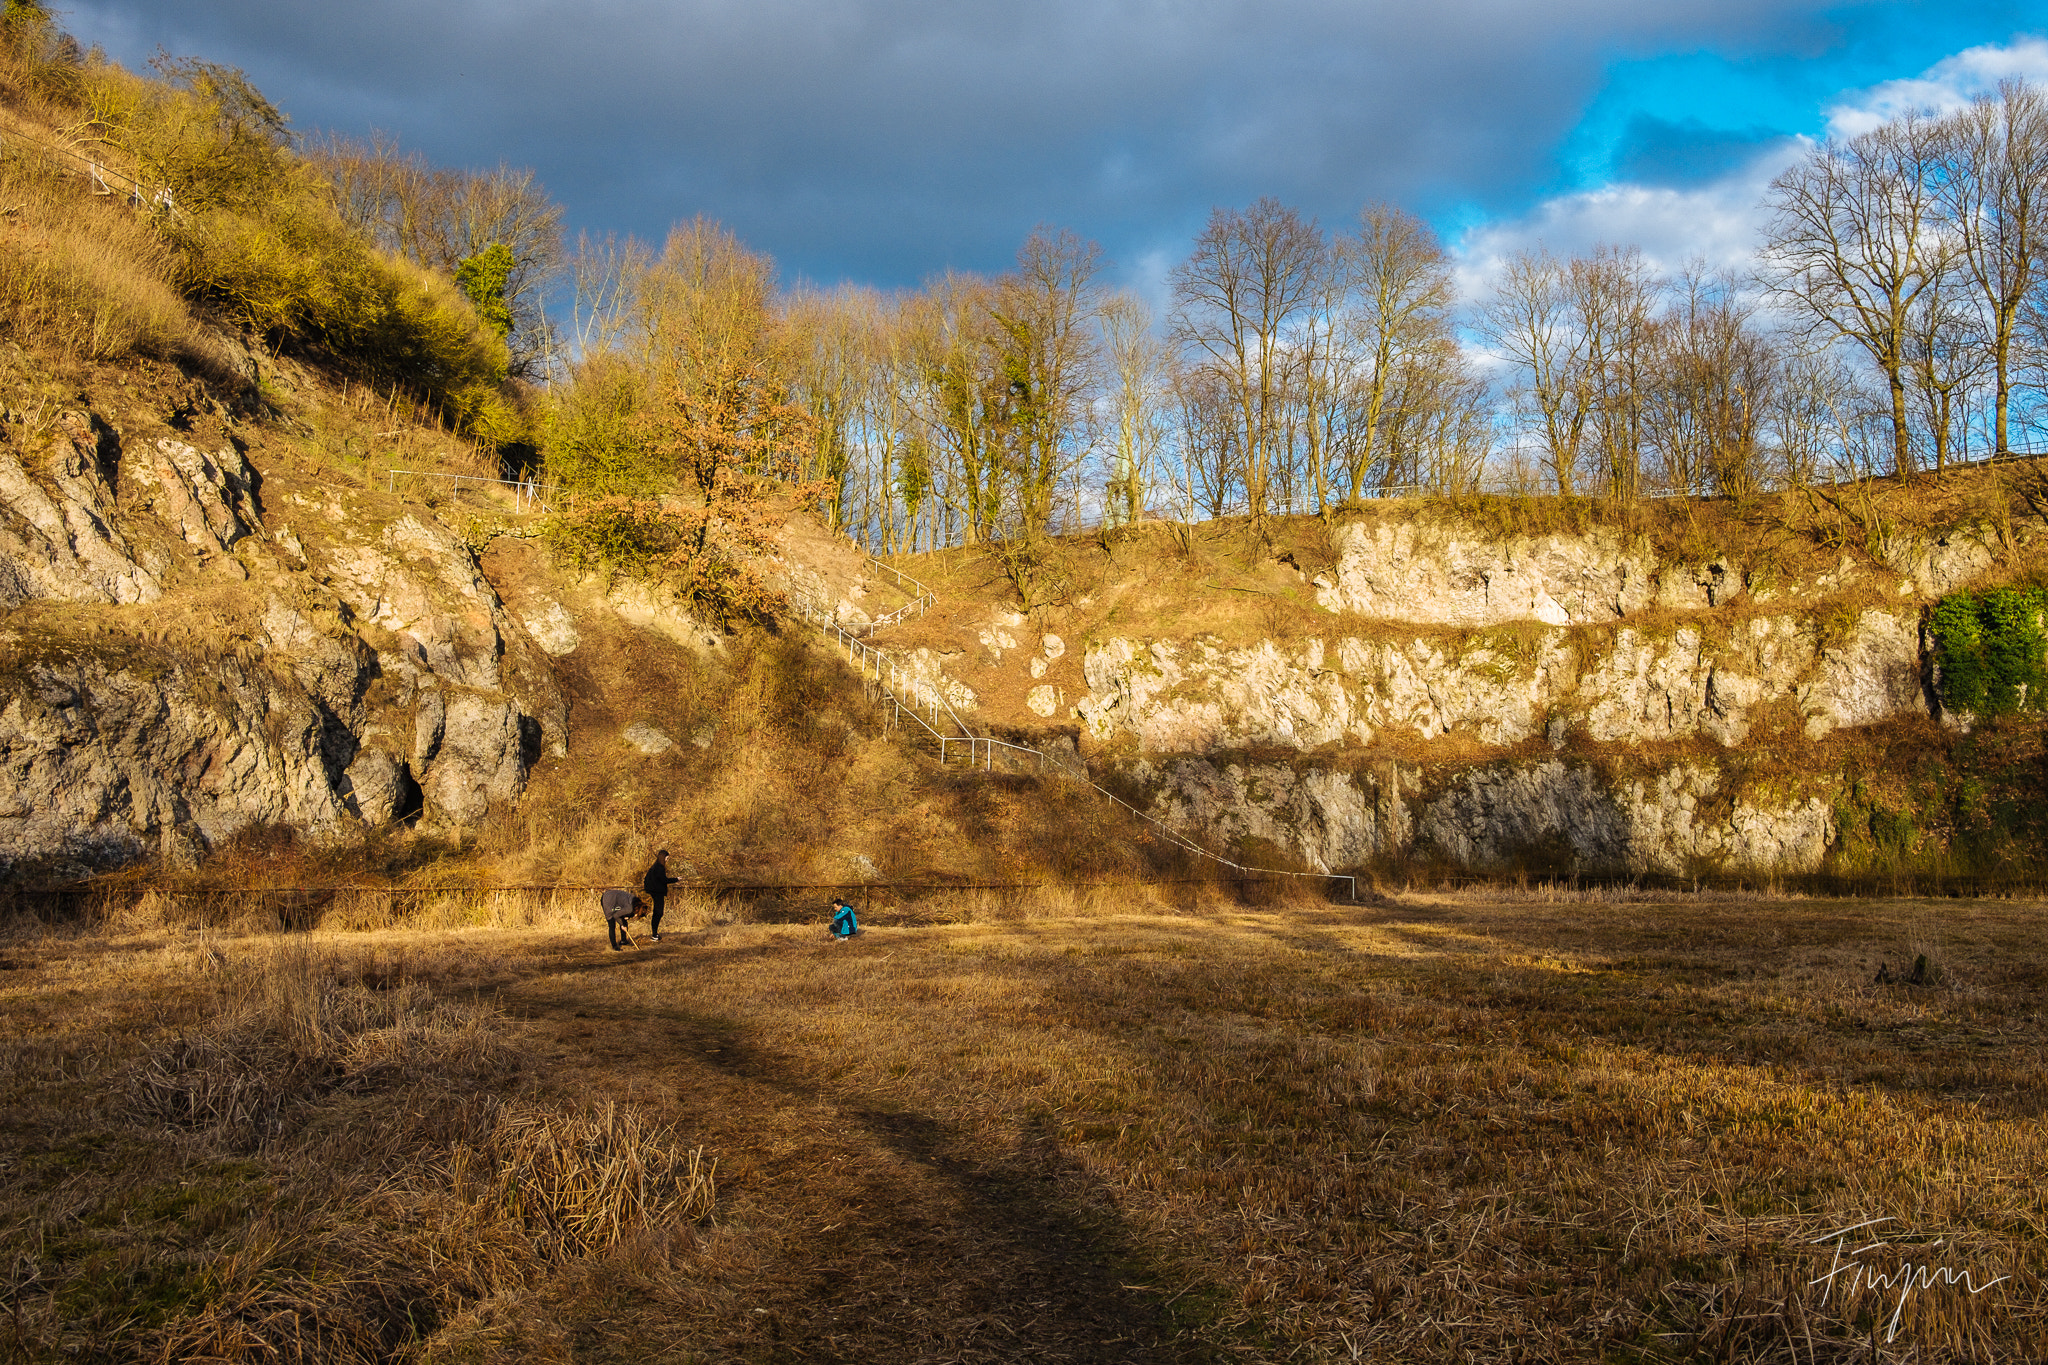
[
  {"xmin": 1932, "ymin": 79, "xmax": 2048, "ymax": 458},
  {"xmin": 1766, "ymin": 349, "xmax": 1853, "ymax": 487},
  {"xmin": 986, "ymin": 226, "xmax": 1103, "ymax": 540},
  {"xmin": 1481, "ymin": 247, "xmax": 1589, "ymax": 495},
  {"xmin": 1904, "ymin": 274, "xmax": 1989, "ymax": 468},
  {"xmin": 1380, "ymin": 344, "xmax": 1494, "ymax": 493},
  {"xmin": 1761, "ymin": 115, "xmax": 1948, "ymax": 476},
  {"xmin": 1646, "ymin": 269, "xmax": 1776, "ymax": 496},
  {"xmin": 310, "ymin": 134, "xmax": 565, "ymax": 377},
  {"xmin": 1338, "ymin": 205, "xmax": 1457, "ymax": 499},
  {"xmin": 1570, "ymin": 246, "xmax": 1662, "ymax": 498},
  {"xmin": 566, "ymin": 230, "xmax": 652, "ymax": 358},
  {"xmin": 785, "ymin": 284, "xmax": 884, "ymax": 534},
  {"xmin": 1100, "ymin": 291, "xmax": 1170, "ymax": 525},
  {"xmin": 1171, "ymin": 198, "xmax": 1327, "ymax": 527},
  {"xmin": 903, "ymin": 272, "xmax": 1002, "ymax": 545},
  {"xmin": 1170, "ymin": 362, "xmax": 1242, "ymax": 521}
]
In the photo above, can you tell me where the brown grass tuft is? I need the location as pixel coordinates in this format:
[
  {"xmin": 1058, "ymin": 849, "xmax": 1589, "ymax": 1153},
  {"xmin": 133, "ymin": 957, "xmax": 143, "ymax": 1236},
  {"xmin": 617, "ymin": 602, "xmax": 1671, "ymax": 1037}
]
[{"xmin": 480, "ymin": 1101, "xmax": 716, "ymax": 1261}]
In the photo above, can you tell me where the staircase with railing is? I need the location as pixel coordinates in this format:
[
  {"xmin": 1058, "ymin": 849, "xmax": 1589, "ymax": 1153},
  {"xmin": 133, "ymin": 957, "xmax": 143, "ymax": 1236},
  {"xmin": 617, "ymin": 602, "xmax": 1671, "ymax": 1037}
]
[{"xmin": 789, "ymin": 554, "xmax": 1360, "ymax": 900}]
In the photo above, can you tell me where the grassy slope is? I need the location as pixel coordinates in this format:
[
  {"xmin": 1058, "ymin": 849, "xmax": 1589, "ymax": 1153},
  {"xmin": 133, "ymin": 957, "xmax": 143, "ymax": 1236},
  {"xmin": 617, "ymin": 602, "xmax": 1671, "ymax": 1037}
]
[
  {"xmin": 2, "ymin": 888, "xmax": 2042, "ymax": 1361},
  {"xmin": 1, "ymin": 340, "xmax": 1192, "ymax": 896}
]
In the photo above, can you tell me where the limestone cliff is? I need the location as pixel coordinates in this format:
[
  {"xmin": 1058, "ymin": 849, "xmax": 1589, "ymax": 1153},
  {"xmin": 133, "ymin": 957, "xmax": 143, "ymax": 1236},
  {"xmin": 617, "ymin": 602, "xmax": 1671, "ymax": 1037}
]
[
  {"xmin": 0, "ymin": 388, "xmax": 560, "ymax": 878},
  {"xmin": 862, "ymin": 503, "xmax": 2029, "ymax": 880},
  {"xmin": 2, "ymin": 340, "xmax": 2031, "ymax": 887}
]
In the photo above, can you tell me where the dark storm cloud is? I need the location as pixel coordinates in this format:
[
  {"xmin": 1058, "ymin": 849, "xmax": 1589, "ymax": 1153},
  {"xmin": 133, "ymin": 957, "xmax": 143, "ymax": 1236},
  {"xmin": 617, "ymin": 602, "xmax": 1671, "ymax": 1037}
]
[
  {"xmin": 64, "ymin": 0, "xmax": 1847, "ymax": 286},
  {"xmin": 1610, "ymin": 114, "xmax": 1794, "ymax": 187}
]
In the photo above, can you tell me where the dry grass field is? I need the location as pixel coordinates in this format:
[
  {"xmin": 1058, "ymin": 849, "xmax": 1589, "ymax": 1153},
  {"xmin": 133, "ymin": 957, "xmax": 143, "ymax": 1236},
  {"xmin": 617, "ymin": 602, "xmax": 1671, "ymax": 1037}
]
[{"xmin": 2, "ymin": 886, "xmax": 2043, "ymax": 1363}]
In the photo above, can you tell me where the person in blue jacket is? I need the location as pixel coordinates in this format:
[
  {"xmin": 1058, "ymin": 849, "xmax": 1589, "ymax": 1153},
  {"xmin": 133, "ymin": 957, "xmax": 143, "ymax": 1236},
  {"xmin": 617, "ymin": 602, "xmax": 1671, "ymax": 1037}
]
[{"xmin": 829, "ymin": 896, "xmax": 858, "ymax": 941}]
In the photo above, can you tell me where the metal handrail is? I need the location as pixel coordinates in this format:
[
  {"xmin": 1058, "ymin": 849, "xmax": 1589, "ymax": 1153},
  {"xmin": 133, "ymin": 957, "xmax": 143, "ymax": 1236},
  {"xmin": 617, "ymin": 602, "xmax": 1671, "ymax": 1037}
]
[
  {"xmin": 792, "ymin": 557, "xmax": 1360, "ymax": 901},
  {"xmin": 844, "ymin": 556, "xmax": 937, "ymax": 634},
  {"xmin": 0, "ymin": 127, "xmax": 187, "ymax": 221},
  {"xmin": 387, "ymin": 468, "xmax": 550, "ymax": 513}
]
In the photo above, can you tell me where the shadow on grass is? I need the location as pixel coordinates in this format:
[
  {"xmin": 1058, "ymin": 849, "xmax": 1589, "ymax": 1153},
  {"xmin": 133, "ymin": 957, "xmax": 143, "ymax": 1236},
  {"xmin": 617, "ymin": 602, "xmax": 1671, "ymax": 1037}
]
[{"xmin": 511, "ymin": 968, "xmax": 1233, "ymax": 1363}]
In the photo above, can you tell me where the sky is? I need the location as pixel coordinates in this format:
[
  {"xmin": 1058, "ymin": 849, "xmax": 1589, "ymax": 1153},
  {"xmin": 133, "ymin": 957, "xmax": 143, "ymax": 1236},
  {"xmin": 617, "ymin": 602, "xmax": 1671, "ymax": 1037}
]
[{"xmin": 57, "ymin": 1, "xmax": 2048, "ymax": 304}]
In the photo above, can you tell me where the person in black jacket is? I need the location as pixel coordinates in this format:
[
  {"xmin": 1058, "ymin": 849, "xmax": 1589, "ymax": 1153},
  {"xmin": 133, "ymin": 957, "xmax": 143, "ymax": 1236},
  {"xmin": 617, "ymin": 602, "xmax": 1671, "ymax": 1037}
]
[{"xmin": 643, "ymin": 849, "xmax": 681, "ymax": 941}]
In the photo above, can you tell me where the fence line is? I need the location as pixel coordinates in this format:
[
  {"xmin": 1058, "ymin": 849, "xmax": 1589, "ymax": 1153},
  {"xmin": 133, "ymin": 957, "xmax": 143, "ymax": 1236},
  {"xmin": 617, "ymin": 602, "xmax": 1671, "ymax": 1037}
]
[
  {"xmin": 0, "ymin": 126, "xmax": 187, "ymax": 221},
  {"xmin": 862, "ymin": 556, "xmax": 936, "ymax": 630}
]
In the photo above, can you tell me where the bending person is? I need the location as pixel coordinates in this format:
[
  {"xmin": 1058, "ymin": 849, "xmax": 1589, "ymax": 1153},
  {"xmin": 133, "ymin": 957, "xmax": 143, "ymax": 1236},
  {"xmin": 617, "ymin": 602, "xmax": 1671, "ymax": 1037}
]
[{"xmin": 601, "ymin": 887, "xmax": 640, "ymax": 951}]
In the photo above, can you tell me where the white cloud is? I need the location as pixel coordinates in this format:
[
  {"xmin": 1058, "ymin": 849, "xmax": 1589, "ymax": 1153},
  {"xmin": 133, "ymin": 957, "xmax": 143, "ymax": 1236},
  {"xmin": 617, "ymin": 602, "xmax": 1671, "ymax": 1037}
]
[
  {"xmin": 1449, "ymin": 142, "xmax": 1800, "ymax": 305},
  {"xmin": 1450, "ymin": 36, "xmax": 2048, "ymax": 308},
  {"xmin": 1825, "ymin": 36, "xmax": 2048, "ymax": 137}
]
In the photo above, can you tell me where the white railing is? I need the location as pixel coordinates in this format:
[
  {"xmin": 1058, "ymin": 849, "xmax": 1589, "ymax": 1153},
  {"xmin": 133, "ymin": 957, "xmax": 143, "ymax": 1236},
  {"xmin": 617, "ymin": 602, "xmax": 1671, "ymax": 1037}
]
[
  {"xmin": 387, "ymin": 469, "xmax": 550, "ymax": 513},
  {"xmin": 830, "ymin": 556, "xmax": 937, "ymax": 635}
]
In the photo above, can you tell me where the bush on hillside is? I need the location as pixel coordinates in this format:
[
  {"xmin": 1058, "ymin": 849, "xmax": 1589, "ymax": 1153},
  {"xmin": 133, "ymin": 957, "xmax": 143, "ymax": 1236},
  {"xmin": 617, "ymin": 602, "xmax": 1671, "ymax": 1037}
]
[
  {"xmin": 1930, "ymin": 587, "xmax": 2048, "ymax": 716},
  {"xmin": 0, "ymin": 38, "xmax": 525, "ymax": 442},
  {"xmin": 0, "ymin": 0, "xmax": 81, "ymax": 103},
  {"xmin": 0, "ymin": 154, "xmax": 194, "ymax": 361},
  {"xmin": 80, "ymin": 63, "xmax": 522, "ymax": 438},
  {"xmin": 542, "ymin": 496, "xmax": 786, "ymax": 627},
  {"xmin": 538, "ymin": 354, "xmax": 655, "ymax": 494}
]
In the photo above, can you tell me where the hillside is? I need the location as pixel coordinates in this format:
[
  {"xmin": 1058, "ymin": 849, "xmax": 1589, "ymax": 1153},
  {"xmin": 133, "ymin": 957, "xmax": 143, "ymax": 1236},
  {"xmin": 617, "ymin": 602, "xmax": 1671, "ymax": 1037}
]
[
  {"xmin": 4, "ymin": 14, "xmax": 2048, "ymax": 899},
  {"xmin": 11, "ymin": 297, "xmax": 2048, "ymax": 894},
  {"xmin": 0, "ymin": 17, "xmax": 1209, "ymax": 898},
  {"xmin": 0, "ymin": 330, "xmax": 1192, "ymax": 893},
  {"xmin": 863, "ymin": 476, "xmax": 2048, "ymax": 887}
]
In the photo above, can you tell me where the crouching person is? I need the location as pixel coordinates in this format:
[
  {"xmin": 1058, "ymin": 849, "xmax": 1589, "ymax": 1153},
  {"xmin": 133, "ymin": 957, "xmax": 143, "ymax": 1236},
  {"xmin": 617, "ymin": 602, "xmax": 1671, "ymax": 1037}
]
[
  {"xmin": 601, "ymin": 888, "xmax": 640, "ymax": 950},
  {"xmin": 830, "ymin": 896, "xmax": 858, "ymax": 942}
]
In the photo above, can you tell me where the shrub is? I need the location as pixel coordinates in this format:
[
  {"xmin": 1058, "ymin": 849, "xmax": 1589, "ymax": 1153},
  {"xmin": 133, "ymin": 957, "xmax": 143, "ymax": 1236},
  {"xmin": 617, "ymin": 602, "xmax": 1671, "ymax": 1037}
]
[
  {"xmin": 0, "ymin": 164, "xmax": 193, "ymax": 359},
  {"xmin": 1930, "ymin": 587, "xmax": 2048, "ymax": 717},
  {"xmin": 538, "ymin": 353, "xmax": 655, "ymax": 494},
  {"xmin": 542, "ymin": 496, "xmax": 786, "ymax": 626},
  {"xmin": 61, "ymin": 56, "xmax": 523, "ymax": 440}
]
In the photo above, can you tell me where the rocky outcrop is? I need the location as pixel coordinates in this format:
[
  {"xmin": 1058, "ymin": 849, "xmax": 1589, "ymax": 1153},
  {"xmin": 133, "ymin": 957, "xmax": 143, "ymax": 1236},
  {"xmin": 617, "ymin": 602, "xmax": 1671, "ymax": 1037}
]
[
  {"xmin": 0, "ymin": 653, "xmax": 351, "ymax": 872},
  {"xmin": 0, "ymin": 417, "xmax": 560, "ymax": 878},
  {"xmin": 1309, "ymin": 520, "xmax": 1724, "ymax": 626},
  {"xmin": 1139, "ymin": 754, "xmax": 1834, "ymax": 878},
  {"xmin": 0, "ymin": 412, "xmax": 165, "ymax": 608},
  {"xmin": 1075, "ymin": 607, "xmax": 1928, "ymax": 755},
  {"xmin": 127, "ymin": 438, "xmax": 260, "ymax": 554},
  {"xmin": 865, "ymin": 510, "xmax": 1977, "ymax": 879}
]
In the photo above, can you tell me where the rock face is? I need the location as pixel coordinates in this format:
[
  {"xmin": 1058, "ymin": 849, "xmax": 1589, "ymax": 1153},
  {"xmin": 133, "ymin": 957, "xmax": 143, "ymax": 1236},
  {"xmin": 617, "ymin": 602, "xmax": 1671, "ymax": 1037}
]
[
  {"xmin": 0, "ymin": 414, "xmax": 559, "ymax": 879},
  {"xmin": 861, "ymin": 512, "xmax": 1982, "ymax": 879},
  {"xmin": 1139, "ymin": 754, "xmax": 1835, "ymax": 878},
  {"xmin": 1074, "ymin": 602, "xmax": 1921, "ymax": 877},
  {"xmin": 0, "ymin": 654, "xmax": 351, "ymax": 871},
  {"xmin": 1309, "ymin": 520, "xmax": 1722, "ymax": 626},
  {"xmin": 1075, "ymin": 609, "xmax": 1928, "ymax": 756},
  {"xmin": 0, "ymin": 412, "xmax": 165, "ymax": 608},
  {"xmin": 128, "ymin": 438, "xmax": 260, "ymax": 554}
]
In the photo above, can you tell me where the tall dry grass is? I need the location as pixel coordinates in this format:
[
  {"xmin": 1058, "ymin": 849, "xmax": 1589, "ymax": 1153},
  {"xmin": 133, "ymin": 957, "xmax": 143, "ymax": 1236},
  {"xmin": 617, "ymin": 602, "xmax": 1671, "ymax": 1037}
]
[
  {"xmin": 9, "ymin": 888, "xmax": 2040, "ymax": 1360},
  {"xmin": 0, "ymin": 149, "xmax": 197, "ymax": 361},
  {"xmin": 0, "ymin": 935, "xmax": 717, "ymax": 1363}
]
